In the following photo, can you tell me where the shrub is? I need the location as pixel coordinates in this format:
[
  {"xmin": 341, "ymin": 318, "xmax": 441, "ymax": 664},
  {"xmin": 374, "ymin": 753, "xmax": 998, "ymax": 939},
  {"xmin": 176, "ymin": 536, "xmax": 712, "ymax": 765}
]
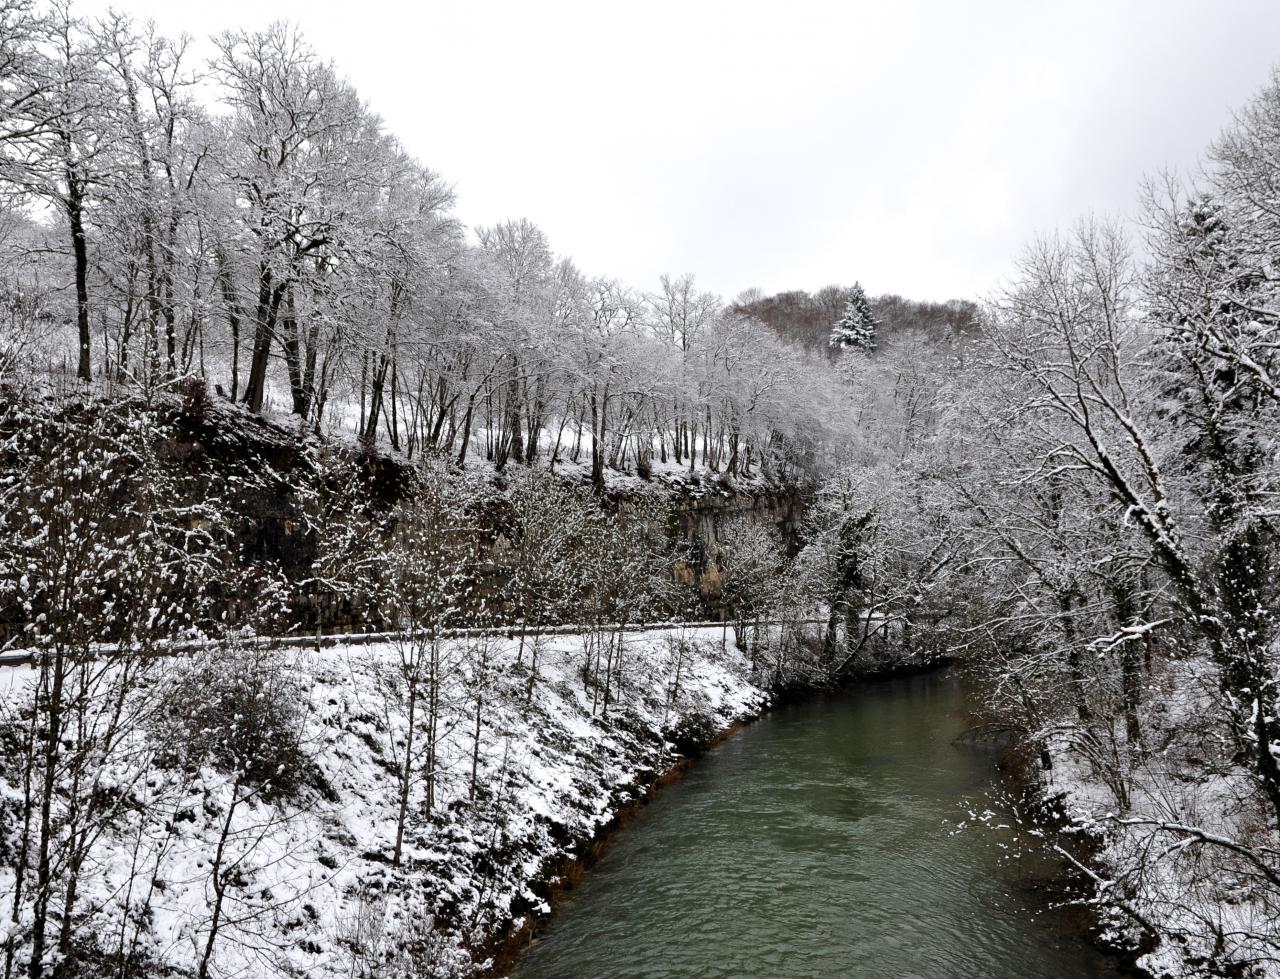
[
  {"xmin": 152, "ymin": 646, "xmax": 309, "ymax": 794},
  {"xmin": 175, "ymin": 374, "xmax": 212, "ymax": 423}
]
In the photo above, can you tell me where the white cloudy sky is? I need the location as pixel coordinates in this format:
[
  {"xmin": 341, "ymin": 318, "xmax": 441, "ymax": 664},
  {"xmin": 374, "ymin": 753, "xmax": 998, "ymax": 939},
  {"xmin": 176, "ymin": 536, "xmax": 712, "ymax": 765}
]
[{"xmin": 76, "ymin": 0, "xmax": 1280, "ymax": 301}]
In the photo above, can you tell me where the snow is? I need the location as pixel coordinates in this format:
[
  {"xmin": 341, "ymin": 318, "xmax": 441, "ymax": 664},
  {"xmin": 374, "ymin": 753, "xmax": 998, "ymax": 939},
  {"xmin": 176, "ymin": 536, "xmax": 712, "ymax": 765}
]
[
  {"xmin": 0, "ymin": 626, "xmax": 766, "ymax": 978},
  {"xmin": 1043, "ymin": 656, "xmax": 1280, "ymax": 978}
]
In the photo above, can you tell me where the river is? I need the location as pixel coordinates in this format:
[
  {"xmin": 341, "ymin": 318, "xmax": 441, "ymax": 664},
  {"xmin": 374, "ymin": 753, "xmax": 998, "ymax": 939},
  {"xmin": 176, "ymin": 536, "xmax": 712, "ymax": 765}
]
[{"xmin": 517, "ymin": 668, "xmax": 1125, "ymax": 979}]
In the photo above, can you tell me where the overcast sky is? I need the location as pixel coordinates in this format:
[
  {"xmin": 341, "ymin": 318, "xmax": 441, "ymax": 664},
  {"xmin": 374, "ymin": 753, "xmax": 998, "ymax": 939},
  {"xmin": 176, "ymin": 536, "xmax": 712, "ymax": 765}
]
[{"xmin": 76, "ymin": 0, "xmax": 1280, "ymax": 302}]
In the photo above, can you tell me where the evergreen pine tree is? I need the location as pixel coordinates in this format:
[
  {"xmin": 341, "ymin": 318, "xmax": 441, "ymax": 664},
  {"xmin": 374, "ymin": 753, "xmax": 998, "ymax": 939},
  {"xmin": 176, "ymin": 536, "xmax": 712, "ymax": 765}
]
[{"xmin": 829, "ymin": 282, "xmax": 878, "ymax": 351}]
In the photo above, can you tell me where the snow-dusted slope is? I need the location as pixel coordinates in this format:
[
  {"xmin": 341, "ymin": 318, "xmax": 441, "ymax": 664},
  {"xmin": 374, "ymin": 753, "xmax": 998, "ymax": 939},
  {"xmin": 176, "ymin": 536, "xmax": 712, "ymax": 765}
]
[
  {"xmin": 1044, "ymin": 657, "xmax": 1280, "ymax": 979},
  {"xmin": 0, "ymin": 627, "xmax": 765, "ymax": 978}
]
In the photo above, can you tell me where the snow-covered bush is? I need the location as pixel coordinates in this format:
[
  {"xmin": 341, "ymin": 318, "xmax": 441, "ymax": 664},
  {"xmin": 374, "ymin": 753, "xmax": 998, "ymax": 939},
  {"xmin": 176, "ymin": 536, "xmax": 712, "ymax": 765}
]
[{"xmin": 152, "ymin": 647, "xmax": 311, "ymax": 795}]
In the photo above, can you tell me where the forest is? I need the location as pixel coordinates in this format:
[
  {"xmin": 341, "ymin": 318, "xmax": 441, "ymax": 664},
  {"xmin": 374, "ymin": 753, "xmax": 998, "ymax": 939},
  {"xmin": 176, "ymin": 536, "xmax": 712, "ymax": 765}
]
[{"xmin": 2, "ymin": 1, "xmax": 1280, "ymax": 977}]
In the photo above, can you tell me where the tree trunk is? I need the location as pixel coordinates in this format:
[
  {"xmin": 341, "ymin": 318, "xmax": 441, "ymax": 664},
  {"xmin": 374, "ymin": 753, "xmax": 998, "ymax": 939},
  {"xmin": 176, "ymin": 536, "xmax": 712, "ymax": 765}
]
[
  {"xmin": 243, "ymin": 266, "xmax": 285, "ymax": 414},
  {"xmin": 66, "ymin": 176, "xmax": 92, "ymax": 382}
]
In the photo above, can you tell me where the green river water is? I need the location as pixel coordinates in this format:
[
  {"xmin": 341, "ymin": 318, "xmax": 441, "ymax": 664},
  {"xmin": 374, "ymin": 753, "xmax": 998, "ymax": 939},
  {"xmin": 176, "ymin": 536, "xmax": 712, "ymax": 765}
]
[{"xmin": 517, "ymin": 668, "xmax": 1125, "ymax": 979}]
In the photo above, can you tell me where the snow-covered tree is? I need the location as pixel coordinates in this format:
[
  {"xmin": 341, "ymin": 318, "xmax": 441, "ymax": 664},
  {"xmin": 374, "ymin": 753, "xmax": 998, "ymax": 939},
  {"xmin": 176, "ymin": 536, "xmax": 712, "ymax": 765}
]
[
  {"xmin": 829, "ymin": 281, "xmax": 878, "ymax": 352},
  {"xmin": 0, "ymin": 395, "xmax": 238, "ymax": 976},
  {"xmin": 716, "ymin": 520, "xmax": 784, "ymax": 664}
]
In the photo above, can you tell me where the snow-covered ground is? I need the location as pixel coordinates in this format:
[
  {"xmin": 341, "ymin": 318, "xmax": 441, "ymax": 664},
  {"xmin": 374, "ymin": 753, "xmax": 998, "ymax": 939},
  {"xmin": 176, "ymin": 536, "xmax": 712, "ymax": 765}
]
[
  {"xmin": 0, "ymin": 626, "xmax": 765, "ymax": 978},
  {"xmin": 1043, "ymin": 657, "xmax": 1280, "ymax": 979},
  {"xmin": 13, "ymin": 351, "xmax": 800, "ymax": 506}
]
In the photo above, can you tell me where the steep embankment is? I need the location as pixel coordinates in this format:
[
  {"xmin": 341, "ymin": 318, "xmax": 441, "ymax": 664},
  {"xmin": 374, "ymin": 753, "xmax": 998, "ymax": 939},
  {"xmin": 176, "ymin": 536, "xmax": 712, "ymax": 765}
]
[
  {"xmin": 0, "ymin": 390, "xmax": 809, "ymax": 641},
  {"xmin": 0, "ymin": 627, "xmax": 764, "ymax": 977},
  {"xmin": 1039, "ymin": 657, "xmax": 1280, "ymax": 979}
]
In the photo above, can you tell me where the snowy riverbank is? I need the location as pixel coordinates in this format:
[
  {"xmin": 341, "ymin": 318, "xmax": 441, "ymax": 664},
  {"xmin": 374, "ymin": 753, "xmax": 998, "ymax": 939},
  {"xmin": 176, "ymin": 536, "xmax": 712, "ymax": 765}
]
[
  {"xmin": 1042, "ymin": 656, "xmax": 1280, "ymax": 979},
  {"xmin": 0, "ymin": 626, "xmax": 766, "ymax": 978}
]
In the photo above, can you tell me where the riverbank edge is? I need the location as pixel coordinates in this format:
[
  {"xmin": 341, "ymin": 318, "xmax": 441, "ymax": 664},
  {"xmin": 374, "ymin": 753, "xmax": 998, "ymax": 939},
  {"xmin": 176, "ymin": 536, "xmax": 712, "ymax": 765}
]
[
  {"xmin": 993, "ymin": 719, "xmax": 1154, "ymax": 978},
  {"xmin": 488, "ymin": 653, "xmax": 955, "ymax": 976},
  {"xmin": 483, "ymin": 709, "xmax": 762, "ymax": 976}
]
